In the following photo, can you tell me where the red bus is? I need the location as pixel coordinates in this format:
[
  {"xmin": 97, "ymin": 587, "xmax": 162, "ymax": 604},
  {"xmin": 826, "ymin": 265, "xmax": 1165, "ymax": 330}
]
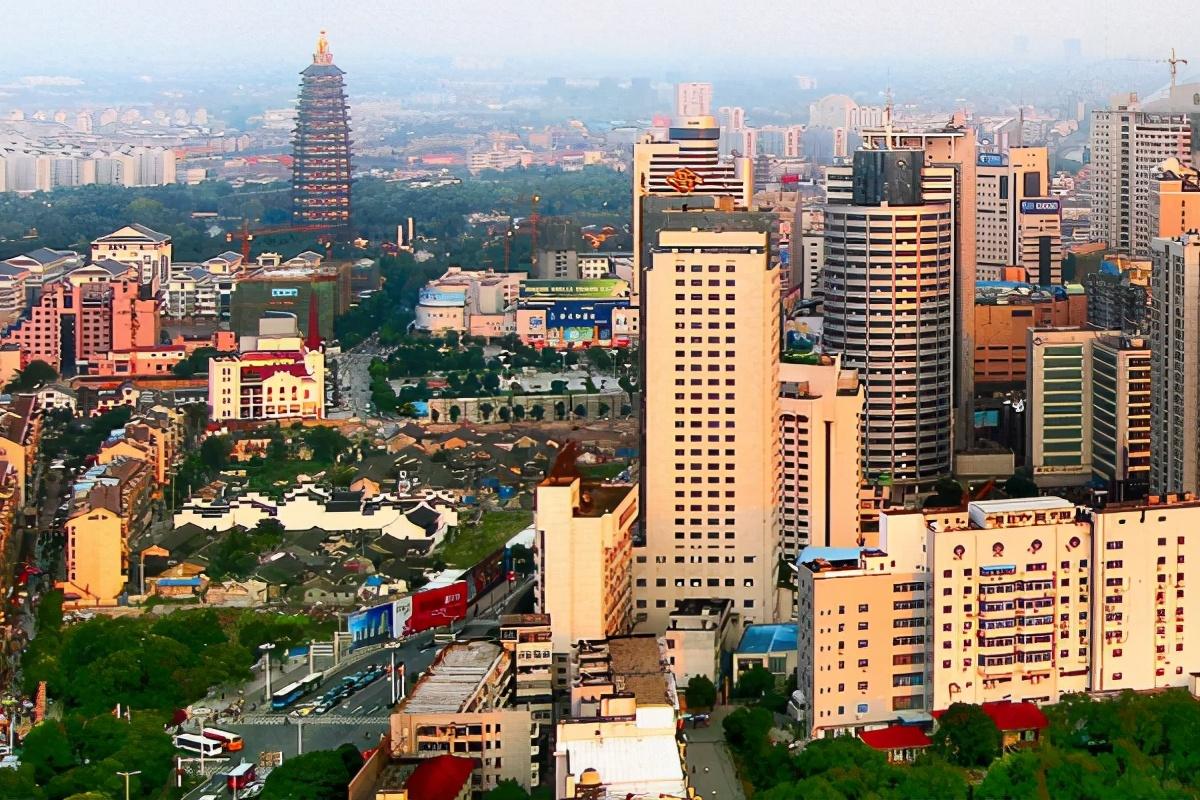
[{"xmin": 226, "ymin": 763, "xmax": 256, "ymax": 791}]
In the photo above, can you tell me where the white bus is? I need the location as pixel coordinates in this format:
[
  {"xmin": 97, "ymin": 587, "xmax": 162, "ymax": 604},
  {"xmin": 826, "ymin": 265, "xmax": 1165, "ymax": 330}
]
[{"xmin": 174, "ymin": 733, "xmax": 223, "ymax": 757}]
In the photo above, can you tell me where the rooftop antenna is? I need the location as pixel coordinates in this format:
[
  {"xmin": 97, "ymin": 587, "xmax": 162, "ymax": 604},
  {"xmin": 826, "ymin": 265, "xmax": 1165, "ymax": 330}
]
[{"xmin": 1017, "ymin": 105, "xmax": 1025, "ymax": 148}]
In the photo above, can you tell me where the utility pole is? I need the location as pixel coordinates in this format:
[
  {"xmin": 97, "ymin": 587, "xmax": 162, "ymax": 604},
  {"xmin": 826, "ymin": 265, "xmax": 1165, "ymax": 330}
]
[{"xmin": 260, "ymin": 642, "xmax": 276, "ymax": 701}]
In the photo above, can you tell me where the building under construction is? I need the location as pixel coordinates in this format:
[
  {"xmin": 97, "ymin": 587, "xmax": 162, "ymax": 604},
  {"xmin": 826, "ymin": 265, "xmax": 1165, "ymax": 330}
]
[{"xmin": 292, "ymin": 31, "xmax": 352, "ymax": 226}]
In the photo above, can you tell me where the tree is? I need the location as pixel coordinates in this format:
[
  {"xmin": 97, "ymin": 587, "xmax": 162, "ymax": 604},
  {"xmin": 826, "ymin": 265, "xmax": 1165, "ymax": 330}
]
[
  {"xmin": 498, "ymin": 406, "xmax": 511, "ymax": 422},
  {"xmin": 734, "ymin": 665, "xmax": 777, "ymax": 699},
  {"xmin": 304, "ymin": 426, "xmax": 350, "ymax": 463},
  {"xmin": 480, "ymin": 402, "xmax": 495, "ymax": 421},
  {"xmin": 199, "ymin": 435, "xmax": 233, "ymax": 472},
  {"xmin": 584, "ymin": 376, "xmax": 599, "ymax": 393},
  {"xmin": 933, "ymin": 702, "xmax": 1002, "ymax": 767},
  {"xmin": 895, "ymin": 756, "xmax": 968, "ymax": 800},
  {"xmin": 5, "ymin": 359, "xmax": 57, "ymax": 392},
  {"xmin": 483, "ymin": 371, "xmax": 501, "ymax": 393},
  {"xmin": 1004, "ymin": 469, "xmax": 1040, "ymax": 499},
  {"xmin": 449, "ymin": 405, "xmax": 461, "ymax": 423},
  {"xmin": 685, "ymin": 675, "xmax": 717, "ymax": 710},
  {"xmin": 925, "ymin": 477, "xmax": 964, "ymax": 509},
  {"xmin": 530, "ymin": 404, "xmax": 545, "ymax": 421},
  {"xmin": 22, "ymin": 720, "xmax": 75, "ymax": 784},
  {"xmin": 620, "ymin": 404, "xmax": 632, "ymax": 417},
  {"xmin": 597, "ymin": 401, "xmax": 610, "ymax": 418},
  {"xmin": 512, "ymin": 404, "xmax": 525, "ymax": 420},
  {"xmin": 329, "ymin": 464, "xmax": 357, "ymax": 487},
  {"xmin": 261, "ymin": 748, "xmax": 357, "ymax": 800},
  {"xmin": 573, "ymin": 403, "xmax": 587, "ymax": 418},
  {"xmin": 484, "ymin": 780, "xmax": 532, "ymax": 800},
  {"xmin": 554, "ymin": 401, "xmax": 566, "ymax": 420},
  {"xmin": 550, "ymin": 379, "xmax": 568, "ymax": 394}
]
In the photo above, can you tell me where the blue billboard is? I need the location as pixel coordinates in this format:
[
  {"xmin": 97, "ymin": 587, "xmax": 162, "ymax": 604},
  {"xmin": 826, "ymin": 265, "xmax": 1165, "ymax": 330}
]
[
  {"xmin": 1020, "ymin": 199, "xmax": 1061, "ymax": 215},
  {"xmin": 418, "ymin": 287, "xmax": 467, "ymax": 306},
  {"xmin": 347, "ymin": 602, "xmax": 394, "ymax": 650},
  {"xmin": 977, "ymin": 153, "xmax": 1007, "ymax": 167}
]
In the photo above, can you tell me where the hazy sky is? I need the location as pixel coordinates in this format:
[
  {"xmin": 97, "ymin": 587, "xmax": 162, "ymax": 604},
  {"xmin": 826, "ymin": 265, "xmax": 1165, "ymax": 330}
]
[{"xmin": 5, "ymin": 0, "xmax": 1197, "ymax": 73}]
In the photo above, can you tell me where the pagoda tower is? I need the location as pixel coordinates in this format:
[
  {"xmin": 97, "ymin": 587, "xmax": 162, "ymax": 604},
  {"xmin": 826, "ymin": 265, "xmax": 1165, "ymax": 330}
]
[{"xmin": 292, "ymin": 31, "xmax": 352, "ymax": 226}]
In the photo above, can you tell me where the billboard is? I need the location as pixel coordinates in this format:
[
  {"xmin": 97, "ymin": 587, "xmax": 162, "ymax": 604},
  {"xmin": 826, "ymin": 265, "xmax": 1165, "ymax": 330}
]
[
  {"xmin": 418, "ymin": 287, "xmax": 467, "ymax": 306},
  {"xmin": 520, "ymin": 279, "xmax": 629, "ymax": 300},
  {"xmin": 1020, "ymin": 199, "xmax": 1061, "ymax": 215},
  {"xmin": 347, "ymin": 602, "xmax": 394, "ymax": 651},
  {"xmin": 977, "ymin": 153, "xmax": 1007, "ymax": 167},
  {"xmin": 464, "ymin": 549, "xmax": 506, "ymax": 603},
  {"xmin": 405, "ymin": 581, "xmax": 469, "ymax": 634}
]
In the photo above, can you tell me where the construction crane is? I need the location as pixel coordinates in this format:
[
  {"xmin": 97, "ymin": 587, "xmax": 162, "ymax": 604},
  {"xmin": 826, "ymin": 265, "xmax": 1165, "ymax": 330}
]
[
  {"xmin": 225, "ymin": 219, "xmax": 337, "ymax": 262},
  {"xmin": 528, "ymin": 194, "xmax": 541, "ymax": 269},
  {"xmin": 1121, "ymin": 48, "xmax": 1189, "ymax": 91}
]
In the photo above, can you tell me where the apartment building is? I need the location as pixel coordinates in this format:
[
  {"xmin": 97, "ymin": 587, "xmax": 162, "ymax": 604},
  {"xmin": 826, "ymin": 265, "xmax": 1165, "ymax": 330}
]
[
  {"xmin": 0, "ymin": 263, "xmax": 28, "ymax": 326},
  {"xmin": 795, "ymin": 520, "xmax": 930, "ymax": 738},
  {"xmin": 164, "ymin": 267, "xmax": 218, "ymax": 318},
  {"xmin": 535, "ymin": 443, "xmax": 636, "ymax": 655},
  {"xmin": 663, "ymin": 598, "xmax": 735, "ymax": 686},
  {"xmin": 1091, "ymin": 336, "xmax": 1151, "ymax": 499},
  {"xmin": 1149, "ymin": 158, "xmax": 1200, "ymax": 242},
  {"xmin": 499, "ymin": 613, "xmax": 553, "ymax": 764},
  {"xmin": 926, "ymin": 498, "xmax": 1092, "ymax": 709},
  {"xmin": 0, "ymin": 395, "xmax": 41, "ymax": 506},
  {"xmin": 1025, "ymin": 327, "xmax": 1117, "ymax": 486},
  {"xmin": 6, "ymin": 268, "xmax": 160, "ymax": 376},
  {"xmin": 1091, "ymin": 496, "xmax": 1200, "ymax": 692},
  {"xmin": 1090, "ymin": 89, "xmax": 1193, "ymax": 255},
  {"xmin": 1151, "ymin": 235, "xmax": 1200, "ymax": 494},
  {"xmin": 675, "ymin": 82, "xmax": 712, "ymax": 117},
  {"xmin": 90, "ymin": 223, "xmax": 173, "ymax": 292},
  {"xmin": 635, "ymin": 199, "xmax": 781, "ymax": 631},
  {"xmin": 390, "ymin": 640, "xmax": 537, "ymax": 791},
  {"xmin": 779, "ymin": 355, "xmax": 862, "ymax": 557},
  {"xmin": 556, "ymin": 635, "xmax": 687, "ymax": 798},
  {"xmin": 58, "ymin": 456, "xmax": 155, "ymax": 608},
  {"xmin": 1, "ymin": 247, "xmax": 81, "ymax": 305}
]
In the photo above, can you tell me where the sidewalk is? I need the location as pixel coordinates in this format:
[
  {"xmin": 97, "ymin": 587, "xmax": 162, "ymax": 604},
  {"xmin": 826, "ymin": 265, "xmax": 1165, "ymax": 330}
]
[{"xmin": 684, "ymin": 706, "xmax": 746, "ymax": 800}]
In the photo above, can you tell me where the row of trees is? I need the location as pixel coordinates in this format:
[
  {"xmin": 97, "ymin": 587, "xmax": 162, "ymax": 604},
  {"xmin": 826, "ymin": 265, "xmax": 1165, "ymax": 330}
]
[
  {"xmin": 441, "ymin": 398, "xmax": 631, "ymax": 424},
  {"xmin": 723, "ymin": 689, "xmax": 1200, "ymax": 799}
]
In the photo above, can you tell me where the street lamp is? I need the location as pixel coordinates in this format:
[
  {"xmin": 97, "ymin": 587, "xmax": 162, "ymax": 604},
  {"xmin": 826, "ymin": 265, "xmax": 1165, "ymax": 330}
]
[
  {"xmin": 385, "ymin": 641, "xmax": 403, "ymax": 705},
  {"xmin": 260, "ymin": 642, "xmax": 276, "ymax": 702},
  {"xmin": 116, "ymin": 770, "xmax": 141, "ymax": 800}
]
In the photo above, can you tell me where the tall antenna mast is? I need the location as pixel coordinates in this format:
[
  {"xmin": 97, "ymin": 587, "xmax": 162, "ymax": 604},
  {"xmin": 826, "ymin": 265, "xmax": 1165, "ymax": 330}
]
[{"xmin": 884, "ymin": 86, "xmax": 895, "ymax": 150}]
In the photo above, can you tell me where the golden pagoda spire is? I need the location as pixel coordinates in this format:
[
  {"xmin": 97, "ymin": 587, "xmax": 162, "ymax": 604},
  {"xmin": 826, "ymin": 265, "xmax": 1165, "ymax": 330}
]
[{"xmin": 314, "ymin": 30, "xmax": 333, "ymax": 65}]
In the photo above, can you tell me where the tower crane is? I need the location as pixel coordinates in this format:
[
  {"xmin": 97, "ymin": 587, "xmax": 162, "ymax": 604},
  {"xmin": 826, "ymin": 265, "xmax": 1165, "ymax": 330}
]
[
  {"xmin": 1121, "ymin": 48, "xmax": 1188, "ymax": 91},
  {"xmin": 225, "ymin": 219, "xmax": 336, "ymax": 262}
]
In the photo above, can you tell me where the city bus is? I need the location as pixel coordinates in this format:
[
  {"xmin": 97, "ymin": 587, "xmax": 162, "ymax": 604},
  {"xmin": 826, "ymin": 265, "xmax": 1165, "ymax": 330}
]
[
  {"xmin": 269, "ymin": 671, "xmax": 324, "ymax": 710},
  {"xmin": 226, "ymin": 763, "xmax": 257, "ymax": 792},
  {"xmin": 173, "ymin": 733, "xmax": 223, "ymax": 757},
  {"xmin": 201, "ymin": 727, "xmax": 244, "ymax": 752}
]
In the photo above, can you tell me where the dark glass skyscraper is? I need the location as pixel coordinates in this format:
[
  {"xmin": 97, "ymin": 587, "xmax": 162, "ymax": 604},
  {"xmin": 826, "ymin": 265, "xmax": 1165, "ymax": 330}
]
[{"xmin": 292, "ymin": 31, "xmax": 352, "ymax": 225}]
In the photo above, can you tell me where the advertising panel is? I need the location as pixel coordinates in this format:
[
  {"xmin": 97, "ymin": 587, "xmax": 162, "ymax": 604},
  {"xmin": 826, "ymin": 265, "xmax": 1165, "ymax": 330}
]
[
  {"xmin": 520, "ymin": 279, "xmax": 629, "ymax": 300},
  {"xmin": 465, "ymin": 549, "xmax": 506, "ymax": 603},
  {"xmin": 392, "ymin": 594, "xmax": 413, "ymax": 634},
  {"xmin": 547, "ymin": 302, "xmax": 598, "ymax": 329},
  {"xmin": 1020, "ymin": 199, "xmax": 1061, "ymax": 215},
  {"xmin": 404, "ymin": 581, "xmax": 469, "ymax": 634},
  {"xmin": 418, "ymin": 287, "xmax": 467, "ymax": 306},
  {"xmin": 977, "ymin": 153, "xmax": 1007, "ymax": 167},
  {"xmin": 347, "ymin": 602, "xmax": 394, "ymax": 651}
]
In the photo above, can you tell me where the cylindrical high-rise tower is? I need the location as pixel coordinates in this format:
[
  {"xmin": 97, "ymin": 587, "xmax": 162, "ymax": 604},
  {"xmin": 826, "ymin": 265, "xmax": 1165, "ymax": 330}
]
[{"xmin": 822, "ymin": 150, "xmax": 954, "ymax": 488}]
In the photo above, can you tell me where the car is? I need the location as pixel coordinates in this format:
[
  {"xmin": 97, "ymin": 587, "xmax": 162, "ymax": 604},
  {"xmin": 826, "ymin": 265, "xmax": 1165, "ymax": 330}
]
[
  {"xmin": 290, "ymin": 705, "xmax": 316, "ymax": 718},
  {"xmin": 241, "ymin": 783, "xmax": 265, "ymax": 798},
  {"xmin": 313, "ymin": 704, "xmax": 332, "ymax": 715}
]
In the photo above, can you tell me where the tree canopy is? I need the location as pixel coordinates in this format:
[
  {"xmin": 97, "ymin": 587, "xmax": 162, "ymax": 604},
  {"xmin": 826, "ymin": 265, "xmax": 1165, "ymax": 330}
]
[
  {"xmin": 261, "ymin": 747, "xmax": 361, "ymax": 800},
  {"xmin": 933, "ymin": 703, "xmax": 1002, "ymax": 767}
]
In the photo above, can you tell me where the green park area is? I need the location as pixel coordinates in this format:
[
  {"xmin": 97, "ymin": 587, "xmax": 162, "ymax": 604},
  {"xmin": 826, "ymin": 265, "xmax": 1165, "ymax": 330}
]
[{"xmin": 437, "ymin": 510, "xmax": 532, "ymax": 568}]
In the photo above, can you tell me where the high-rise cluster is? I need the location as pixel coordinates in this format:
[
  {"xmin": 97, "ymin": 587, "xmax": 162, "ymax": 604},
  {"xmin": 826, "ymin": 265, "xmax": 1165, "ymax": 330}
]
[{"xmin": 292, "ymin": 31, "xmax": 352, "ymax": 226}]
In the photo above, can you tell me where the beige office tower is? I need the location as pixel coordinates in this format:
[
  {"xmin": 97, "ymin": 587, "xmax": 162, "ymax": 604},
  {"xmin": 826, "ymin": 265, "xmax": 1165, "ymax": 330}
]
[
  {"xmin": 779, "ymin": 355, "xmax": 863, "ymax": 557},
  {"xmin": 857, "ymin": 118, "xmax": 978, "ymax": 452},
  {"xmin": 823, "ymin": 150, "xmax": 955, "ymax": 493},
  {"xmin": 1090, "ymin": 89, "xmax": 1194, "ymax": 255},
  {"xmin": 631, "ymin": 116, "xmax": 753, "ymax": 301},
  {"xmin": 1150, "ymin": 234, "xmax": 1200, "ymax": 494},
  {"xmin": 975, "ymin": 147, "xmax": 1063, "ymax": 284},
  {"xmin": 634, "ymin": 198, "xmax": 781, "ymax": 632},
  {"xmin": 1149, "ymin": 158, "xmax": 1200, "ymax": 241}
]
